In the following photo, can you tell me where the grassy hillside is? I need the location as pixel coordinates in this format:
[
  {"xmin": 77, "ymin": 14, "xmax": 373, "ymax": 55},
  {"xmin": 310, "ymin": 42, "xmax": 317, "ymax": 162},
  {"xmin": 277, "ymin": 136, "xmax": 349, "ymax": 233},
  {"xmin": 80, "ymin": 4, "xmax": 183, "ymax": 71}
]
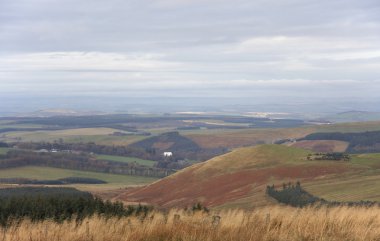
[
  {"xmin": 194, "ymin": 144, "xmax": 310, "ymax": 173},
  {"xmin": 119, "ymin": 144, "xmax": 380, "ymax": 209}
]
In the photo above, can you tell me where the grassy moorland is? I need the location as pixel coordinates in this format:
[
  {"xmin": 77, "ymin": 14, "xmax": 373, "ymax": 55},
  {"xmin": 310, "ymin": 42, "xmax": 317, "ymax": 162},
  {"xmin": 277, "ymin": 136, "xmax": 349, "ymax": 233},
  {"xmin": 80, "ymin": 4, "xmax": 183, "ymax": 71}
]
[
  {"xmin": 1, "ymin": 206, "xmax": 379, "ymax": 241},
  {"xmin": 120, "ymin": 144, "xmax": 380, "ymax": 209}
]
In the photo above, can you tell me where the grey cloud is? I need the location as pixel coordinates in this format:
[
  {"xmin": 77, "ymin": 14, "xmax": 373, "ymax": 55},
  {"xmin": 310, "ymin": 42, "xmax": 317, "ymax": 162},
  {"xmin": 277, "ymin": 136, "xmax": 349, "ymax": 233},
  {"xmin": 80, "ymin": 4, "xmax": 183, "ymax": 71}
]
[
  {"xmin": 0, "ymin": 0, "xmax": 380, "ymax": 113},
  {"xmin": 2, "ymin": 0, "xmax": 379, "ymax": 52}
]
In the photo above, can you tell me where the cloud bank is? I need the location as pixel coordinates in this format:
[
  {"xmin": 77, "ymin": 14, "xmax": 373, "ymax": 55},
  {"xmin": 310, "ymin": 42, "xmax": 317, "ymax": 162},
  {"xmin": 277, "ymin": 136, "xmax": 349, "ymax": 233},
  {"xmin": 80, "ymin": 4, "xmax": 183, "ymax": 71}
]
[{"xmin": 1, "ymin": 0, "xmax": 380, "ymax": 112}]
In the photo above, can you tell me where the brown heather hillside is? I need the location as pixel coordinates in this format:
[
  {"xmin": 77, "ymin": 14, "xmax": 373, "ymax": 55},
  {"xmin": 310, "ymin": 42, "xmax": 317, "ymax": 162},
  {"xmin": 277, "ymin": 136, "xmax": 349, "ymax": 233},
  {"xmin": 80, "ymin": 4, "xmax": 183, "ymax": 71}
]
[{"xmin": 118, "ymin": 145, "xmax": 374, "ymax": 209}]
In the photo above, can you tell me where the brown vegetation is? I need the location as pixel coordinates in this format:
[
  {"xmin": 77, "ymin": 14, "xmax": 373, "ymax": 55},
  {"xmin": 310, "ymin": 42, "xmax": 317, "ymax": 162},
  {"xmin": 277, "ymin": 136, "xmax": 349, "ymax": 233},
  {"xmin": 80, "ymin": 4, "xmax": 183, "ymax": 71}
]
[
  {"xmin": 120, "ymin": 164, "xmax": 350, "ymax": 208},
  {"xmin": 119, "ymin": 145, "xmax": 354, "ymax": 208},
  {"xmin": 2, "ymin": 206, "xmax": 380, "ymax": 241}
]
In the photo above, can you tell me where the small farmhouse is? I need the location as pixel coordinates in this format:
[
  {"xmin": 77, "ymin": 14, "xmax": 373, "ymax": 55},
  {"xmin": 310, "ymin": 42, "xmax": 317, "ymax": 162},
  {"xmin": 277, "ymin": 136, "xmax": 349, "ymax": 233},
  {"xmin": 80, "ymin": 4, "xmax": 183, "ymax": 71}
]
[{"xmin": 163, "ymin": 152, "xmax": 173, "ymax": 157}]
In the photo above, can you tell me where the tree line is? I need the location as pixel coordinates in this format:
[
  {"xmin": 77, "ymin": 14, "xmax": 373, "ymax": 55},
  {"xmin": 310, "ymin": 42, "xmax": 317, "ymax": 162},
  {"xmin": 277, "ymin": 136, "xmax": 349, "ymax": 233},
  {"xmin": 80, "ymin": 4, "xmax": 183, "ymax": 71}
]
[
  {"xmin": 266, "ymin": 182, "xmax": 379, "ymax": 207},
  {"xmin": 266, "ymin": 182, "xmax": 323, "ymax": 207},
  {"xmin": 15, "ymin": 142, "xmax": 160, "ymax": 161},
  {"xmin": 14, "ymin": 140, "xmax": 226, "ymax": 169},
  {"xmin": 0, "ymin": 150, "xmax": 174, "ymax": 178},
  {"xmin": 0, "ymin": 177, "xmax": 107, "ymax": 185},
  {"xmin": 307, "ymin": 153, "xmax": 350, "ymax": 161},
  {"xmin": 0, "ymin": 187, "xmax": 152, "ymax": 226}
]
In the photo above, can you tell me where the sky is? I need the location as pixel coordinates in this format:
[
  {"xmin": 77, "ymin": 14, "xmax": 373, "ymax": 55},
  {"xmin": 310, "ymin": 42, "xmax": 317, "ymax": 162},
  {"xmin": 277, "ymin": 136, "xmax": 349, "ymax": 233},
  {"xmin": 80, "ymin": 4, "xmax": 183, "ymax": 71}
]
[{"xmin": 1, "ymin": 0, "xmax": 380, "ymax": 114}]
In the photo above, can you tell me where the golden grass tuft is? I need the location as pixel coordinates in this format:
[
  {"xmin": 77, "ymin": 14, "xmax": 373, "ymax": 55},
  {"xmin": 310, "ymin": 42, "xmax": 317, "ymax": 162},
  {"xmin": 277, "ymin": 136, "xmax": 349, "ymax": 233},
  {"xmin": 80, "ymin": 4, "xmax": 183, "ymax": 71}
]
[{"xmin": 1, "ymin": 205, "xmax": 380, "ymax": 241}]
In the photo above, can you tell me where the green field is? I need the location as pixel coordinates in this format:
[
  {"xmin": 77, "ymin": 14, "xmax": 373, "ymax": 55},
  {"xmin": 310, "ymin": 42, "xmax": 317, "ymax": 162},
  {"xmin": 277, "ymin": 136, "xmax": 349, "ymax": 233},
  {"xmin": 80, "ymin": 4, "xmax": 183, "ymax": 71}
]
[
  {"xmin": 0, "ymin": 147, "xmax": 9, "ymax": 155},
  {"xmin": 304, "ymin": 172, "xmax": 380, "ymax": 202},
  {"xmin": 95, "ymin": 154, "xmax": 156, "ymax": 167},
  {"xmin": 263, "ymin": 149, "xmax": 380, "ymax": 203},
  {"xmin": 0, "ymin": 166, "xmax": 158, "ymax": 188},
  {"xmin": 351, "ymin": 153, "xmax": 380, "ymax": 167},
  {"xmin": 0, "ymin": 130, "xmax": 147, "ymax": 146}
]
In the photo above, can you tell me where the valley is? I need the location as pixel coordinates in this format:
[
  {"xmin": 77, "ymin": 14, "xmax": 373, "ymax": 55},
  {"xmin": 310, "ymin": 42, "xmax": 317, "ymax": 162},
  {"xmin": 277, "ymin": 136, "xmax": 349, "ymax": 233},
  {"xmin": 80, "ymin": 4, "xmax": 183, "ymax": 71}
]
[{"xmin": 1, "ymin": 113, "xmax": 380, "ymax": 210}]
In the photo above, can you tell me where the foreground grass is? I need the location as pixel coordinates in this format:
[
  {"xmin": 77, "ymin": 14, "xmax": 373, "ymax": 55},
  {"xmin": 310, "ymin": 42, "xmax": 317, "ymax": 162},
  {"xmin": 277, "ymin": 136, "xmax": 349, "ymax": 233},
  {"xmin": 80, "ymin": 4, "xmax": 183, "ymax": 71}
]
[{"xmin": 2, "ymin": 206, "xmax": 380, "ymax": 241}]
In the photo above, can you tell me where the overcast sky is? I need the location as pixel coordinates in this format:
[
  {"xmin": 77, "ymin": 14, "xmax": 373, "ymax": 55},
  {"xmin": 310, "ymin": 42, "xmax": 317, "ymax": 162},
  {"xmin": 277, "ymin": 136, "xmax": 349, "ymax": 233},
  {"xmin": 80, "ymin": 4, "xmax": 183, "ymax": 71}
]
[{"xmin": 1, "ymin": 0, "xmax": 380, "ymax": 113}]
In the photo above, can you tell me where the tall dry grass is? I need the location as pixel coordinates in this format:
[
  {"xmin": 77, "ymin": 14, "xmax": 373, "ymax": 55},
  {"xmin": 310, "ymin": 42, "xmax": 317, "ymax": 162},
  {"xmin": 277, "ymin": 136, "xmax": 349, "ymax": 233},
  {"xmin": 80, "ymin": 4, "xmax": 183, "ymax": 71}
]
[{"xmin": 1, "ymin": 205, "xmax": 380, "ymax": 241}]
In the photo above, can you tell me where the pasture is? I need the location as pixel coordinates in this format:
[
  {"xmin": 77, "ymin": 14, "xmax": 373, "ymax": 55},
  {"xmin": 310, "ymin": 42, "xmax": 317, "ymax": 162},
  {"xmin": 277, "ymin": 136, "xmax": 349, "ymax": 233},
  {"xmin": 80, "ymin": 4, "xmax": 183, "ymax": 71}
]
[
  {"xmin": 0, "ymin": 166, "xmax": 158, "ymax": 190},
  {"xmin": 0, "ymin": 128, "xmax": 146, "ymax": 145},
  {"xmin": 0, "ymin": 148, "xmax": 9, "ymax": 155},
  {"xmin": 95, "ymin": 154, "xmax": 156, "ymax": 167}
]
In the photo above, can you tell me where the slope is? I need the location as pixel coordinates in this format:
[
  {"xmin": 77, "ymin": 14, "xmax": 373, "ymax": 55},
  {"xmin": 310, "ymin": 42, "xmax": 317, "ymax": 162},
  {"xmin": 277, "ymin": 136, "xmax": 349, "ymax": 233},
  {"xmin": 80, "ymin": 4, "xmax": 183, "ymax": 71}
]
[{"xmin": 119, "ymin": 145, "xmax": 371, "ymax": 209}]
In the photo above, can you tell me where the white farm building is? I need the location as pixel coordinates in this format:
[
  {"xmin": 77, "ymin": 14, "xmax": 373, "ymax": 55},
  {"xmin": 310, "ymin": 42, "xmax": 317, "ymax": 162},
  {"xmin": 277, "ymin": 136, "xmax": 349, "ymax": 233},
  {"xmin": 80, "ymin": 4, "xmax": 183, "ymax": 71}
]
[{"xmin": 163, "ymin": 152, "xmax": 173, "ymax": 157}]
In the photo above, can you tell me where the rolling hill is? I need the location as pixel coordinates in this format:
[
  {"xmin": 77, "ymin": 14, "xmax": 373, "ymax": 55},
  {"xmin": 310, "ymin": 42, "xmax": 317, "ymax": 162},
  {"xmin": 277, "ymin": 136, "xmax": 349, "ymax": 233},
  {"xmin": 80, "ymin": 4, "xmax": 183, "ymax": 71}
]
[{"xmin": 118, "ymin": 144, "xmax": 380, "ymax": 209}]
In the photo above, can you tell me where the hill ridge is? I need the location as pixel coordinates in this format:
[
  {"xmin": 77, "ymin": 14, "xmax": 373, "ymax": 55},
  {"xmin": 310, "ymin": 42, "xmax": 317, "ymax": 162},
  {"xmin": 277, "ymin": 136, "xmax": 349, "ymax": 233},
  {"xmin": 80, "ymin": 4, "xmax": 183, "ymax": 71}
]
[{"xmin": 118, "ymin": 144, "xmax": 353, "ymax": 208}]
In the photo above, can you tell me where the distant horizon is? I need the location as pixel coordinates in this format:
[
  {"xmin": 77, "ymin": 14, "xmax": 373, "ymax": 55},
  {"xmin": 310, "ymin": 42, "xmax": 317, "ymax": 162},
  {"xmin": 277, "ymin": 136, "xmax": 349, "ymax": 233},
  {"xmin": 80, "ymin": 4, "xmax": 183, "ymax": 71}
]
[{"xmin": 2, "ymin": 95, "xmax": 380, "ymax": 120}]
